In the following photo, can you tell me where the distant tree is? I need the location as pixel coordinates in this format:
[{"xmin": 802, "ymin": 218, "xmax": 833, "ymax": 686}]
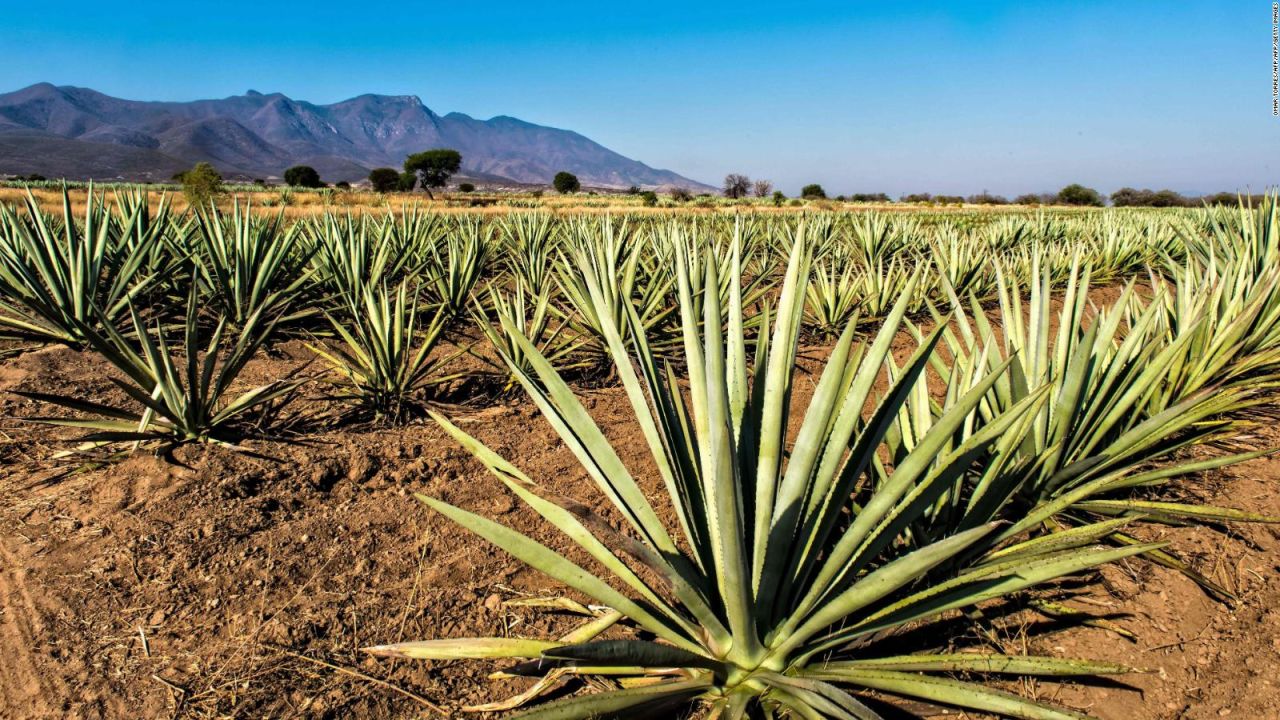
[
  {"xmin": 850, "ymin": 192, "xmax": 892, "ymax": 203},
  {"xmin": 1150, "ymin": 189, "xmax": 1188, "ymax": 207},
  {"xmin": 1111, "ymin": 187, "xmax": 1189, "ymax": 207},
  {"xmin": 335, "ymin": 180, "xmax": 351, "ymax": 190},
  {"xmin": 1013, "ymin": 193, "xmax": 1042, "ymax": 205},
  {"xmin": 1057, "ymin": 183, "xmax": 1104, "ymax": 207},
  {"xmin": 404, "ymin": 149, "xmax": 462, "ymax": 197},
  {"xmin": 252, "ymin": 178, "xmax": 267, "ymax": 187},
  {"xmin": 397, "ymin": 171, "xmax": 417, "ymax": 192},
  {"xmin": 284, "ymin": 165, "xmax": 323, "ymax": 188},
  {"xmin": 901, "ymin": 193, "xmax": 932, "ymax": 203},
  {"xmin": 1203, "ymin": 191, "xmax": 1247, "ymax": 206},
  {"xmin": 967, "ymin": 192, "xmax": 1008, "ymax": 205},
  {"xmin": 640, "ymin": 190, "xmax": 659, "ymax": 207},
  {"xmin": 772, "ymin": 190, "xmax": 786, "ymax": 207},
  {"xmin": 1109, "ymin": 187, "xmax": 1145, "ymax": 207},
  {"xmin": 835, "ymin": 195, "xmax": 847, "ymax": 202},
  {"xmin": 723, "ymin": 173, "xmax": 752, "ymax": 199},
  {"xmin": 553, "ymin": 171, "xmax": 581, "ymax": 194},
  {"xmin": 800, "ymin": 184, "xmax": 827, "ymax": 199},
  {"xmin": 178, "ymin": 162, "xmax": 223, "ymax": 206},
  {"xmin": 934, "ymin": 195, "xmax": 965, "ymax": 205},
  {"xmin": 458, "ymin": 182, "xmax": 476, "ymax": 193},
  {"xmin": 626, "ymin": 185, "xmax": 641, "ymax": 195},
  {"xmin": 368, "ymin": 167, "xmax": 401, "ymax": 193},
  {"xmin": 670, "ymin": 187, "xmax": 693, "ymax": 202}
]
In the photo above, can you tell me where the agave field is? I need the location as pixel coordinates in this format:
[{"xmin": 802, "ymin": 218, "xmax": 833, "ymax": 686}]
[{"xmin": 1, "ymin": 189, "xmax": 1280, "ymax": 719}]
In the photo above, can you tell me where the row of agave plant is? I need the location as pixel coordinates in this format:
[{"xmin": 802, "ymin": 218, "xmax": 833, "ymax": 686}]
[
  {"xmin": 0, "ymin": 189, "xmax": 1203, "ymax": 426},
  {"xmin": 1, "ymin": 188, "xmax": 1278, "ymax": 717}
]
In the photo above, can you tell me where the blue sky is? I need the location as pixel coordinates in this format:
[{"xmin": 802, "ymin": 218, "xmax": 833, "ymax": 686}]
[{"xmin": 3, "ymin": 1, "xmax": 1274, "ymax": 195}]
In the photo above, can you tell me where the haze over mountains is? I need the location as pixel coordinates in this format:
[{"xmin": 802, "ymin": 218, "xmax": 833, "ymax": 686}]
[{"xmin": 0, "ymin": 83, "xmax": 712, "ymax": 190}]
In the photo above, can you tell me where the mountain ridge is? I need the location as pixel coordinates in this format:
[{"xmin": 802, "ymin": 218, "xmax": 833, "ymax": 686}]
[{"xmin": 0, "ymin": 83, "xmax": 712, "ymax": 190}]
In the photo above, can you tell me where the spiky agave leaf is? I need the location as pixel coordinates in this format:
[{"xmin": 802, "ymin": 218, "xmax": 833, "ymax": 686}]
[{"xmin": 369, "ymin": 235, "xmax": 1149, "ymax": 719}]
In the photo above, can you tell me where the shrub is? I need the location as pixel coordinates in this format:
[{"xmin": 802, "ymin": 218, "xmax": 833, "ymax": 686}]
[
  {"xmin": 283, "ymin": 165, "xmax": 323, "ymax": 188},
  {"xmin": 901, "ymin": 192, "xmax": 932, "ymax": 203},
  {"xmin": 458, "ymin": 182, "xmax": 476, "ymax": 193},
  {"xmin": 553, "ymin": 171, "xmax": 581, "ymax": 194},
  {"xmin": 640, "ymin": 190, "xmax": 658, "ymax": 207},
  {"xmin": 368, "ymin": 167, "xmax": 401, "ymax": 193},
  {"xmin": 334, "ymin": 181, "xmax": 351, "ymax": 190},
  {"xmin": 1013, "ymin": 193, "xmax": 1042, "ymax": 205},
  {"xmin": 772, "ymin": 190, "xmax": 785, "ymax": 206},
  {"xmin": 800, "ymin": 183, "xmax": 826, "ymax": 199},
  {"xmin": 934, "ymin": 195, "xmax": 965, "ymax": 205},
  {"xmin": 1057, "ymin": 183, "xmax": 1104, "ymax": 207},
  {"xmin": 670, "ymin": 187, "xmax": 693, "ymax": 202},
  {"xmin": 179, "ymin": 162, "xmax": 224, "ymax": 206}
]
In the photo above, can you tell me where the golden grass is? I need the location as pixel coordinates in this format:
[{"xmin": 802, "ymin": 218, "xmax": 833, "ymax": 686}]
[{"xmin": 0, "ymin": 186, "xmax": 1102, "ymax": 220}]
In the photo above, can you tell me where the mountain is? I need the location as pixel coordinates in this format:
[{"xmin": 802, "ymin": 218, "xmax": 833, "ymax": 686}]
[{"xmin": 0, "ymin": 83, "xmax": 713, "ymax": 190}]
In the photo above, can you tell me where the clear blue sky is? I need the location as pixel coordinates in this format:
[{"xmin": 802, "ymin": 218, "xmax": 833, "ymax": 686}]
[{"xmin": 3, "ymin": 1, "xmax": 1274, "ymax": 196}]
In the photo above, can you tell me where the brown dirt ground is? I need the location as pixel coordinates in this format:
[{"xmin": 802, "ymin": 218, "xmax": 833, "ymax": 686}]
[{"xmin": 1, "ymin": 300, "xmax": 1278, "ymax": 720}]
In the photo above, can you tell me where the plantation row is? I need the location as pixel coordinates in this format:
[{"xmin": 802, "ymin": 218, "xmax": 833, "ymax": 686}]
[{"xmin": 3, "ymin": 189, "xmax": 1280, "ymax": 717}]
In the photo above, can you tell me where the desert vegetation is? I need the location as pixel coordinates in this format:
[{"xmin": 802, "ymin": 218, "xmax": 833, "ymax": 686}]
[{"xmin": 1, "ymin": 188, "xmax": 1279, "ymax": 718}]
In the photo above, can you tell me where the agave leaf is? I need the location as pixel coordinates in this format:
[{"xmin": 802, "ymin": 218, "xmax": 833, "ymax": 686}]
[
  {"xmin": 804, "ymin": 667, "xmax": 1092, "ymax": 720},
  {"xmin": 362, "ymin": 637, "xmax": 561, "ymax": 660},
  {"xmin": 543, "ymin": 640, "xmax": 725, "ymax": 672},
  {"xmin": 508, "ymin": 675, "xmax": 712, "ymax": 720}
]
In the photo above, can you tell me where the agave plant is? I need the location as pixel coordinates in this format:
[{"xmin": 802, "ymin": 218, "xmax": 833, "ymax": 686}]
[
  {"xmin": 192, "ymin": 201, "xmax": 316, "ymax": 331},
  {"xmin": 803, "ymin": 259, "xmax": 859, "ymax": 338},
  {"xmin": 923, "ymin": 257, "xmax": 1274, "ymax": 599},
  {"xmin": 311, "ymin": 279, "xmax": 462, "ymax": 422},
  {"xmin": 15, "ymin": 282, "xmax": 301, "ymax": 450},
  {"xmin": 304, "ymin": 212, "xmax": 420, "ymax": 303},
  {"xmin": 499, "ymin": 212, "xmax": 560, "ymax": 297},
  {"xmin": 425, "ymin": 216, "xmax": 491, "ymax": 319},
  {"xmin": 366, "ymin": 236, "xmax": 1152, "ymax": 718},
  {"xmin": 0, "ymin": 187, "xmax": 169, "ymax": 345},
  {"xmin": 473, "ymin": 277, "xmax": 582, "ymax": 391},
  {"xmin": 553, "ymin": 216, "xmax": 676, "ymax": 362}
]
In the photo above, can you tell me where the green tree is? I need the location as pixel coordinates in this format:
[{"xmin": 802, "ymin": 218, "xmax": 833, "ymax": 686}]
[
  {"xmin": 800, "ymin": 183, "xmax": 826, "ymax": 199},
  {"xmin": 1057, "ymin": 183, "xmax": 1104, "ymax": 206},
  {"xmin": 368, "ymin": 167, "xmax": 400, "ymax": 193},
  {"xmin": 458, "ymin": 182, "xmax": 475, "ymax": 193},
  {"xmin": 772, "ymin": 190, "xmax": 785, "ymax": 206},
  {"xmin": 404, "ymin": 149, "xmax": 462, "ymax": 197},
  {"xmin": 179, "ymin": 162, "xmax": 223, "ymax": 207},
  {"xmin": 640, "ymin": 190, "xmax": 659, "ymax": 207},
  {"xmin": 284, "ymin": 165, "xmax": 323, "ymax": 188},
  {"xmin": 553, "ymin": 171, "xmax": 581, "ymax": 194}
]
